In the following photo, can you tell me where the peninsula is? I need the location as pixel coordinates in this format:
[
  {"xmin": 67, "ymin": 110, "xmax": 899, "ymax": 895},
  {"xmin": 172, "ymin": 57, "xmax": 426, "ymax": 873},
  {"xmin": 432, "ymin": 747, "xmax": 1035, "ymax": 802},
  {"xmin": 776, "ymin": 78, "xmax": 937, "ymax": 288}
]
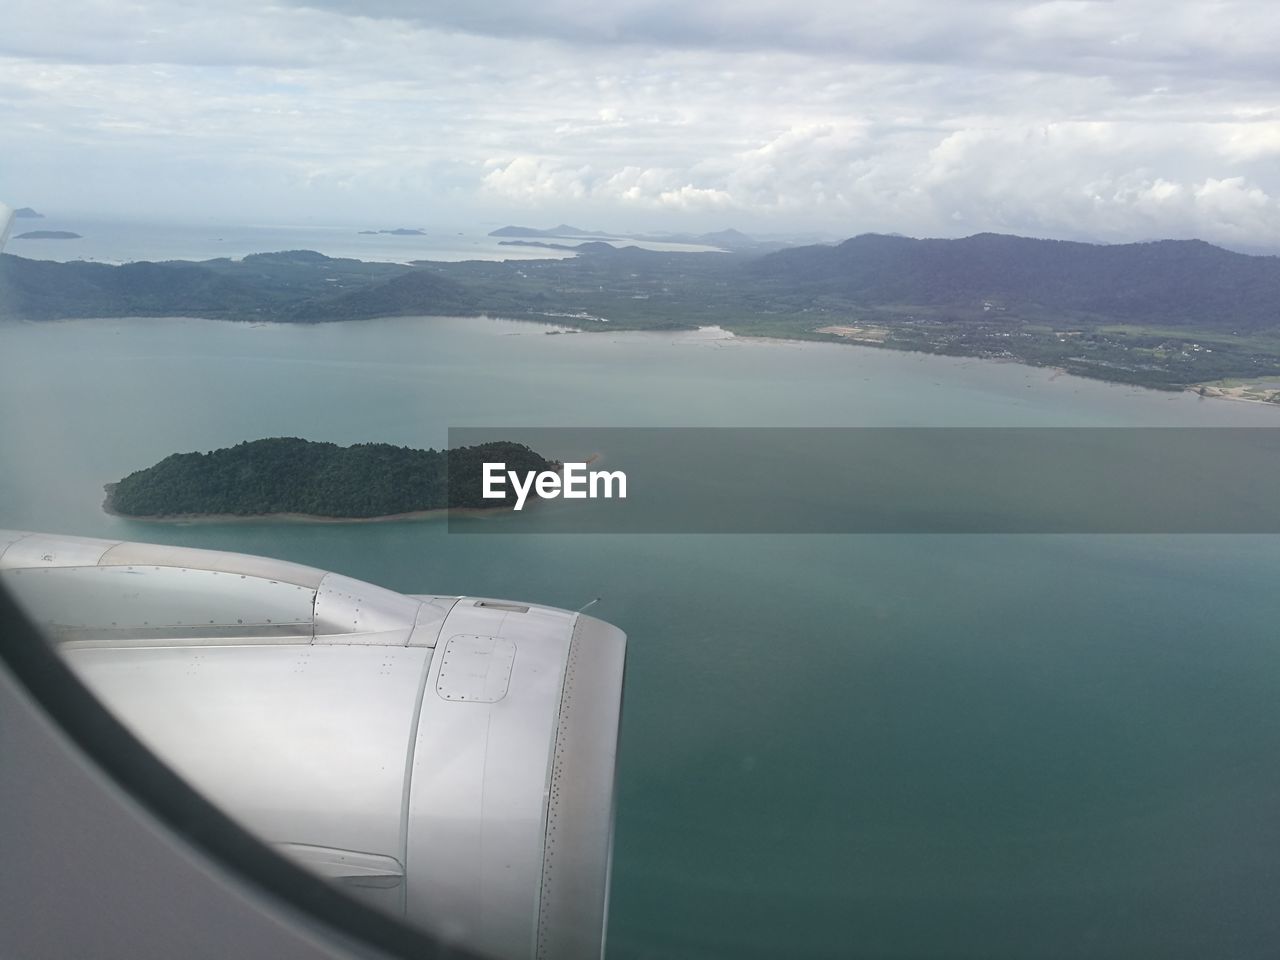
[
  {"xmin": 7, "ymin": 231, "xmax": 1280, "ymax": 394},
  {"xmin": 104, "ymin": 437, "xmax": 554, "ymax": 520}
]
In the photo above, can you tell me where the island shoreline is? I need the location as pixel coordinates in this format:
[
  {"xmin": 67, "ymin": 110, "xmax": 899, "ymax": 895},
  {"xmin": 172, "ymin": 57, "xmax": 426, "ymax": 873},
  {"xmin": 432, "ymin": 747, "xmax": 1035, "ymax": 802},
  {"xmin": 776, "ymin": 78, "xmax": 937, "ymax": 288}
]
[
  {"xmin": 101, "ymin": 502, "xmax": 506, "ymax": 524},
  {"xmin": 102, "ymin": 483, "xmax": 509, "ymax": 523}
]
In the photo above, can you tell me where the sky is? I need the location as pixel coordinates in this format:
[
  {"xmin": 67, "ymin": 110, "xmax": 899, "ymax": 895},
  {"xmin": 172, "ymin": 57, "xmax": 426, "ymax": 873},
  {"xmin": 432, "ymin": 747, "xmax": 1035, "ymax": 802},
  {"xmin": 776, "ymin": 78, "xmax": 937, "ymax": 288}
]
[{"xmin": 1, "ymin": 0, "xmax": 1279, "ymax": 247}]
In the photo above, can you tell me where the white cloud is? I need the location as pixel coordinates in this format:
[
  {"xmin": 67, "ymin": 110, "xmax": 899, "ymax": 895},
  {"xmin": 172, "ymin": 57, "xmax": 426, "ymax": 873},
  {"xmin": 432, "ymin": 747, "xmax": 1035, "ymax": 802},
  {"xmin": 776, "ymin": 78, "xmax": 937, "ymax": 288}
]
[
  {"xmin": 1, "ymin": 0, "xmax": 1278, "ymax": 247},
  {"xmin": 482, "ymin": 160, "xmax": 738, "ymax": 213},
  {"xmin": 655, "ymin": 184, "xmax": 736, "ymax": 211},
  {"xmin": 482, "ymin": 157, "xmax": 591, "ymax": 204},
  {"xmin": 1220, "ymin": 122, "xmax": 1280, "ymax": 162}
]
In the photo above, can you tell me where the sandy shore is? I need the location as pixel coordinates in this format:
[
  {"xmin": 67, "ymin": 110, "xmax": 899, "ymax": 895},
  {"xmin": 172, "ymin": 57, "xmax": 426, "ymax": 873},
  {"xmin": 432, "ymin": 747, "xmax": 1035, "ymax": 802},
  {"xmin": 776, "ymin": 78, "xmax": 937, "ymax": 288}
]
[
  {"xmin": 1193, "ymin": 382, "xmax": 1280, "ymax": 405},
  {"xmin": 815, "ymin": 324, "xmax": 890, "ymax": 343}
]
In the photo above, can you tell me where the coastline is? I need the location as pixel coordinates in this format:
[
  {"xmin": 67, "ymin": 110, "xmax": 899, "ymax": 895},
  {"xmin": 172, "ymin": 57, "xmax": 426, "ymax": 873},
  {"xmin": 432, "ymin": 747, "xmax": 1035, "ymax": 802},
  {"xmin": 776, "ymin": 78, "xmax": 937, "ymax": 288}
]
[
  {"xmin": 101, "ymin": 481, "xmax": 508, "ymax": 524},
  {"xmin": 737, "ymin": 328, "xmax": 1280, "ymax": 406},
  {"xmin": 102, "ymin": 498, "xmax": 509, "ymax": 525},
  {"xmin": 34, "ymin": 312, "xmax": 1280, "ymax": 410},
  {"xmin": 1194, "ymin": 382, "xmax": 1280, "ymax": 406}
]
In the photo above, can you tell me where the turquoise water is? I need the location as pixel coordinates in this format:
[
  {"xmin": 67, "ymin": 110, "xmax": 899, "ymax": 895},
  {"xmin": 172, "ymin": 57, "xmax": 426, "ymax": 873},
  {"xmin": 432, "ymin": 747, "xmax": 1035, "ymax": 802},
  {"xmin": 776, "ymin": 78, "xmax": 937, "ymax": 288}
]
[{"xmin": 2, "ymin": 316, "xmax": 1279, "ymax": 958}]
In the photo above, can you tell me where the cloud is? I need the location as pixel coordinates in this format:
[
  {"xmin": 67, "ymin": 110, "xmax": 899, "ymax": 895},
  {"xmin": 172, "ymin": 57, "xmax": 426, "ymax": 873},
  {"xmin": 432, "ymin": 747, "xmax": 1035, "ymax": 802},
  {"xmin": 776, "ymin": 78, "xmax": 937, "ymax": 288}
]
[
  {"xmin": 282, "ymin": 0, "xmax": 1280, "ymax": 83},
  {"xmin": 1, "ymin": 0, "xmax": 1278, "ymax": 247},
  {"xmin": 482, "ymin": 161, "xmax": 738, "ymax": 212},
  {"xmin": 482, "ymin": 157, "xmax": 591, "ymax": 203},
  {"xmin": 911, "ymin": 122, "xmax": 1280, "ymax": 243}
]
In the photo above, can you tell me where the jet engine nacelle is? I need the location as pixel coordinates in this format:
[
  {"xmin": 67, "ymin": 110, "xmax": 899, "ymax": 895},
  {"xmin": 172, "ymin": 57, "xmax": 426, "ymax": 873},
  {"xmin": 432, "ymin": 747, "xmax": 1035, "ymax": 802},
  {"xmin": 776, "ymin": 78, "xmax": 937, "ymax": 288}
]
[{"xmin": 0, "ymin": 530, "xmax": 626, "ymax": 960}]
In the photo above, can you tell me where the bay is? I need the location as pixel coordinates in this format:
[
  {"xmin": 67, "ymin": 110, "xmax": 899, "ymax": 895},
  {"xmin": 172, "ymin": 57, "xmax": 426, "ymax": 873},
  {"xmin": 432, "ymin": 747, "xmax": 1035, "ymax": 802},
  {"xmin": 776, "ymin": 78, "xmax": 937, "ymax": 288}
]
[{"xmin": 2, "ymin": 315, "xmax": 1279, "ymax": 959}]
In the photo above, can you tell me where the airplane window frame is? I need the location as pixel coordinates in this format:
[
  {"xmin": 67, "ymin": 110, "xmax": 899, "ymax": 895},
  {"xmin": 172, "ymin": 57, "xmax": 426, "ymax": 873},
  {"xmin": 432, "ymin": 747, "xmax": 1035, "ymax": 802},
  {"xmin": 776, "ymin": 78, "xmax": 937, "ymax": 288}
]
[{"xmin": 0, "ymin": 579, "xmax": 489, "ymax": 960}]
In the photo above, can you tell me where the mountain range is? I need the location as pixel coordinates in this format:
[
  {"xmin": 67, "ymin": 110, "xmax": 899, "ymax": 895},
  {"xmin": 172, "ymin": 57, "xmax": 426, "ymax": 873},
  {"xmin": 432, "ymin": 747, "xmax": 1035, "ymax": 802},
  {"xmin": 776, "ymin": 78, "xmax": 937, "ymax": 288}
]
[{"xmin": 752, "ymin": 232, "xmax": 1280, "ymax": 330}]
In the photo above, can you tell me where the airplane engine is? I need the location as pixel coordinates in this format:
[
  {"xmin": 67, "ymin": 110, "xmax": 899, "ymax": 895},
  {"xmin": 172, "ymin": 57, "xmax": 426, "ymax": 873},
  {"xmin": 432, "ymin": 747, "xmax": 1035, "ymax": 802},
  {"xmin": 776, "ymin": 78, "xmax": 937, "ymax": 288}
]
[{"xmin": 0, "ymin": 529, "xmax": 626, "ymax": 960}]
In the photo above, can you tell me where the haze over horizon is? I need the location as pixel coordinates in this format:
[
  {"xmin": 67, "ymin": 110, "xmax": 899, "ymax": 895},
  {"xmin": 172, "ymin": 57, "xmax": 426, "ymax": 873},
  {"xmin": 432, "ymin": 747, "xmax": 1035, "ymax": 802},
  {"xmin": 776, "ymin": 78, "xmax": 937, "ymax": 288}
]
[{"xmin": 2, "ymin": 1, "xmax": 1279, "ymax": 250}]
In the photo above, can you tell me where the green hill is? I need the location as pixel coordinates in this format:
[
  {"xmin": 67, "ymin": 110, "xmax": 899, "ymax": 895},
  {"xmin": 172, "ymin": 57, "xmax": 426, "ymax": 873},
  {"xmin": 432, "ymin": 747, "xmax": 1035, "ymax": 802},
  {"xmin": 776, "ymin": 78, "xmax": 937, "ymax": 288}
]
[{"xmin": 750, "ymin": 232, "xmax": 1280, "ymax": 330}]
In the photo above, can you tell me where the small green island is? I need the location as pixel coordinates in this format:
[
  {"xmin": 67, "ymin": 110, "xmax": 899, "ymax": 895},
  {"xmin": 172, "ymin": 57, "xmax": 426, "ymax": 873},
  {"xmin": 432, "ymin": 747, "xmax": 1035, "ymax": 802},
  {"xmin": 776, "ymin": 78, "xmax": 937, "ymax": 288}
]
[
  {"xmin": 104, "ymin": 437, "xmax": 552, "ymax": 520},
  {"xmin": 15, "ymin": 230, "xmax": 81, "ymax": 240}
]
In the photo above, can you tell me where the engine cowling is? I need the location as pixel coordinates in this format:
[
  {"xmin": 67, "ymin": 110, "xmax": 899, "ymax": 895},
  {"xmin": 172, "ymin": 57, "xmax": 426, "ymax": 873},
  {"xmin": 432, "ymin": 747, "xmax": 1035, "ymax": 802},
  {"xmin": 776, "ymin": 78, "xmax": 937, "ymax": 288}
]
[{"xmin": 0, "ymin": 529, "xmax": 626, "ymax": 960}]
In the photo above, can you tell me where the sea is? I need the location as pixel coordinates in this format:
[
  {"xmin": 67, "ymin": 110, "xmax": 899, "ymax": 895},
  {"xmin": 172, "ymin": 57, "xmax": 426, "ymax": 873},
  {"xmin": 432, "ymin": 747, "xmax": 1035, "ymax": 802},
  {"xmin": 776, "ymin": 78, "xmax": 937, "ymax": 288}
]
[
  {"xmin": 3, "ymin": 234, "xmax": 1280, "ymax": 958},
  {"xmin": 3, "ymin": 213, "xmax": 723, "ymax": 264}
]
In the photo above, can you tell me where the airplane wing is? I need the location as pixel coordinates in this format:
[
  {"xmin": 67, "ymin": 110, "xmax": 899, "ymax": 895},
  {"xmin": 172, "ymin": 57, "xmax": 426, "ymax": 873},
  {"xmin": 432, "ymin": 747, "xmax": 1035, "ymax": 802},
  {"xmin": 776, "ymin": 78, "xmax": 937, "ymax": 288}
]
[{"xmin": 0, "ymin": 529, "xmax": 626, "ymax": 960}]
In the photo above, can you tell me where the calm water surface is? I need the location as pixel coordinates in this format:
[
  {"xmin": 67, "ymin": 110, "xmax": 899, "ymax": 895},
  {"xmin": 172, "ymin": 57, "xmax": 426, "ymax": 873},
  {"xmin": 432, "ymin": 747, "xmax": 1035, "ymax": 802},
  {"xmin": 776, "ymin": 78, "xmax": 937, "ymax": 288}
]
[
  {"xmin": 6, "ymin": 216, "xmax": 721, "ymax": 264},
  {"xmin": 2, "ymin": 316, "xmax": 1279, "ymax": 959}
]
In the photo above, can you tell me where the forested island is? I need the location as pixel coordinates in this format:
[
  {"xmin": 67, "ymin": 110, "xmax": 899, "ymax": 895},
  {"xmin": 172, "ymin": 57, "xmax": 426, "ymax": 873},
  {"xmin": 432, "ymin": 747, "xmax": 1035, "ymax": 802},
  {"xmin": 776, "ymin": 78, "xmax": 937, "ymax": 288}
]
[
  {"xmin": 5, "ymin": 232, "xmax": 1280, "ymax": 393},
  {"xmin": 104, "ymin": 438, "xmax": 553, "ymax": 520}
]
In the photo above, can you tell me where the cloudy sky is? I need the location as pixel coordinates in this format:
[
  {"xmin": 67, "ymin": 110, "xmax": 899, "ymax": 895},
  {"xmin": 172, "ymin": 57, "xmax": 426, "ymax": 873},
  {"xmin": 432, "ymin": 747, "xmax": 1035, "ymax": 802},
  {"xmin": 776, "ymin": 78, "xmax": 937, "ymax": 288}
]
[{"xmin": 2, "ymin": 0, "xmax": 1279, "ymax": 246}]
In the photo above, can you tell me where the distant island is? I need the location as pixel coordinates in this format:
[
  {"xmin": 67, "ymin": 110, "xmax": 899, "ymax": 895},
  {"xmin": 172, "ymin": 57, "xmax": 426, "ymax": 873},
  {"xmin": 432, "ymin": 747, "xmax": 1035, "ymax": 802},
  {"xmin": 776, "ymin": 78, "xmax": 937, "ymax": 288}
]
[
  {"xmin": 488, "ymin": 224, "xmax": 781, "ymax": 252},
  {"xmin": 489, "ymin": 224, "xmax": 610, "ymax": 239},
  {"xmin": 499, "ymin": 239, "xmax": 620, "ymax": 252},
  {"xmin": 359, "ymin": 228, "xmax": 427, "ymax": 236},
  {"xmin": 104, "ymin": 437, "xmax": 553, "ymax": 520},
  {"xmin": 15, "ymin": 230, "xmax": 80, "ymax": 240},
  {"xmin": 14, "ymin": 207, "xmax": 44, "ymax": 219}
]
